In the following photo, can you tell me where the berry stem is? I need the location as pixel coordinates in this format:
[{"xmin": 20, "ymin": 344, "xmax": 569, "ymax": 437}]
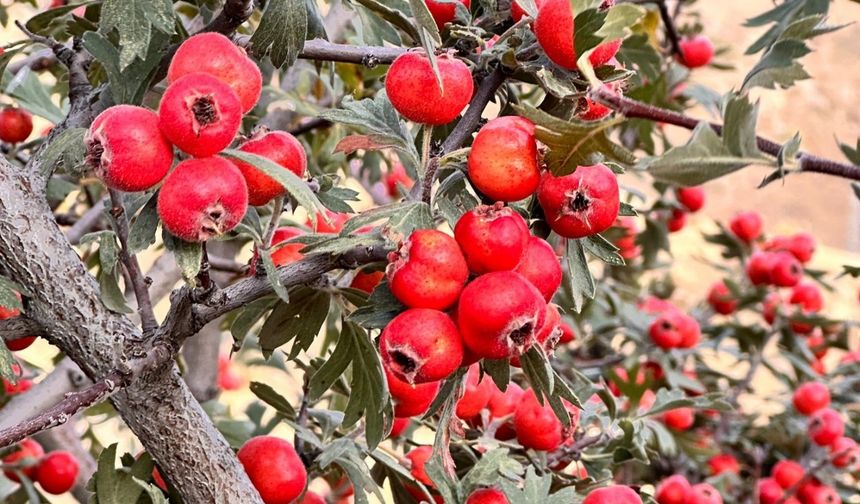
[
  {"xmin": 655, "ymin": 0, "xmax": 684, "ymax": 60},
  {"xmin": 263, "ymin": 196, "xmax": 285, "ymax": 250}
]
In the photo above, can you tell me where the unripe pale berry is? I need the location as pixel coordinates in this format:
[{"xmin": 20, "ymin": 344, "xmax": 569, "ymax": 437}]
[
  {"xmin": 676, "ymin": 186, "xmax": 705, "ymax": 212},
  {"xmin": 689, "ymin": 483, "xmax": 723, "ymax": 504},
  {"xmin": 808, "ymin": 408, "xmax": 844, "ymax": 446},
  {"xmin": 85, "ymin": 105, "xmax": 174, "ymax": 192},
  {"xmin": 232, "ymin": 130, "xmax": 307, "ymax": 206},
  {"xmin": 454, "ymin": 203, "xmax": 530, "ymax": 274},
  {"xmin": 770, "ymin": 252, "xmax": 803, "ymax": 287},
  {"xmin": 270, "ymin": 227, "xmax": 306, "ymax": 266},
  {"xmin": 538, "ymin": 164, "xmax": 620, "ymax": 238},
  {"xmin": 386, "ymin": 229, "xmax": 469, "ymax": 310},
  {"xmin": 467, "ymin": 116, "xmax": 540, "ymax": 202},
  {"xmin": 663, "ymin": 407, "xmax": 695, "ymax": 431},
  {"xmin": 455, "ymin": 364, "xmax": 494, "ymax": 419},
  {"xmin": 0, "ymin": 107, "xmax": 33, "ymax": 143},
  {"xmin": 387, "ymin": 368, "xmax": 440, "ymax": 418},
  {"xmin": 707, "ymin": 281, "xmax": 738, "ymax": 315},
  {"xmin": 772, "ymin": 460, "xmax": 804, "ymax": 489},
  {"xmin": 466, "ymin": 488, "xmax": 509, "ymax": 504},
  {"xmin": 2, "ymin": 438, "xmax": 44, "ymax": 482},
  {"xmin": 424, "ymin": 0, "xmax": 470, "ymax": 30},
  {"xmin": 582, "ymin": 485, "xmax": 642, "ymax": 504},
  {"xmin": 380, "ymin": 308, "xmax": 463, "ymax": 384},
  {"xmin": 792, "ymin": 382, "xmax": 830, "ymax": 416},
  {"xmin": 730, "ymin": 211, "xmax": 763, "ymax": 243},
  {"xmin": 157, "ymin": 157, "xmax": 248, "ymax": 242},
  {"xmin": 513, "ymin": 236, "xmax": 562, "ymax": 302},
  {"xmin": 513, "ymin": 388, "xmax": 578, "ymax": 451},
  {"xmin": 237, "ymin": 436, "xmax": 308, "ymax": 504},
  {"xmin": 386, "ymin": 52, "xmax": 473, "ymax": 125},
  {"xmin": 534, "ymin": 0, "xmax": 621, "ymax": 70},
  {"xmin": 35, "ymin": 451, "xmax": 79, "ymax": 495},
  {"xmin": 655, "ymin": 475, "xmax": 692, "ymax": 504},
  {"xmin": 168, "ymin": 32, "xmax": 262, "ymax": 113},
  {"xmin": 678, "ymin": 35, "xmax": 715, "ymax": 68},
  {"xmin": 158, "ymin": 73, "xmax": 243, "ymax": 158},
  {"xmin": 708, "ymin": 454, "xmax": 741, "ymax": 475},
  {"xmin": 458, "ymin": 271, "xmax": 547, "ymax": 359}
]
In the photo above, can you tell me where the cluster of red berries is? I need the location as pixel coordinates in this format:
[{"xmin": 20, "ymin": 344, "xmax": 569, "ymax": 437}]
[
  {"xmin": 793, "ymin": 383, "xmax": 857, "ymax": 465},
  {"xmin": 0, "ymin": 107, "xmax": 33, "ymax": 144},
  {"xmin": 642, "ymin": 296, "xmax": 702, "ymax": 351},
  {"xmin": 2, "ymin": 438, "xmax": 79, "ymax": 495},
  {"xmin": 656, "ymin": 475, "xmax": 724, "ymax": 504},
  {"xmin": 84, "ymin": 32, "xmax": 306, "ymax": 243},
  {"xmin": 758, "ymin": 459, "xmax": 846, "ymax": 504},
  {"xmin": 666, "ymin": 186, "xmax": 707, "ymax": 233}
]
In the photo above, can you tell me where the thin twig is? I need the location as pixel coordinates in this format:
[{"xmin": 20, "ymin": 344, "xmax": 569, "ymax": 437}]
[
  {"xmin": 208, "ymin": 255, "xmax": 249, "ymax": 274},
  {"xmin": 656, "ymin": 0, "xmax": 683, "ymax": 58},
  {"xmin": 67, "ymin": 198, "xmax": 107, "ymax": 245},
  {"xmin": 288, "ymin": 117, "xmax": 333, "ymax": 136},
  {"xmin": 198, "ymin": 242, "xmax": 212, "ymax": 291}
]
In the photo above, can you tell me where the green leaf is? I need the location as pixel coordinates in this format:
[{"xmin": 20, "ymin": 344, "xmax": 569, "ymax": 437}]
[
  {"xmin": 461, "ymin": 449, "xmax": 522, "ymax": 494},
  {"xmin": 407, "ymin": 0, "xmax": 443, "ymax": 89},
  {"xmin": 162, "ymin": 232, "xmax": 202, "ymax": 282},
  {"xmin": 249, "ymin": 381, "xmax": 297, "ymax": 419},
  {"xmin": 259, "ymin": 247, "xmax": 291, "ymax": 304},
  {"xmin": 88, "ymin": 443, "xmax": 164, "ymax": 503},
  {"xmin": 742, "ymin": 39, "xmax": 811, "ymax": 91},
  {"xmin": 617, "ymin": 34, "xmax": 662, "ymax": 82},
  {"xmin": 308, "ymin": 325, "xmax": 355, "ymax": 401},
  {"xmin": 98, "ymin": 267, "xmax": 134, "ymax": 314},
  {"xmin": 250, "ymin": 0, "xmax": 307, "ymax": 69},
  {"xmin": 341, "ymin": 322, "xmax": 390, "ymax": 449},
  {"xmin": 0, "ymin": 344, "xmax": 16, "ymax": 384},
  {"xmin": 1, "ymin": 68, "xmax": 66, "ymax": 123},
  {"xmin": 230, "ymin": 297, "xmax": 276, "ymax": 349},
  {"xmin": 318, "ymin": 439, "xmax": 385, "ymax": 504},
  {"xmin": 37, "ymin": 128, "xmax": 87, "ymax": 176},
  {"xmin": 583, "ymin": 234, "xmax": 624, "ymax": 266},
  {"xmin": 565, "ymin": 238, "xmax": 596, "ymax": 313},
  {"xmin": 127, "ymin": 192, "xmax": 160, "ymax": 254},
  {"xmin": 82, "ymin": 30, "xmax": 170, "ymax": 105},
  {"xmin": 0, "ymin": 277, "xmax": 24, "ymax": 313},
  {"xmin": 348, "ymin": 281, "xmax": 405, "ymax": 329},
  {"xmin": 257, "ymin": 287, "xmax": 330, "ymax": 357},
  {"xmin": 572, "ymin": 9, "xmax": 605, "ymax": 60},
  {"xmin": 99, "ymin": 0, "xmax": 174, "ymax": 69}
]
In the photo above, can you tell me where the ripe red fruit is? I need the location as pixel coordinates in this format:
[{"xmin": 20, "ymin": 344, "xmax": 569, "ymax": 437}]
[
  {"xmin": 390, "ymin": 417, "xmax": 410, "ymax": 438},
  {"xmin": 787, "ymin": 233, "xmax": 816, "ymax": 263},
  {"xmin": 747, "ymin": 252, "xmax": 776, "ymax": 285},
  {"xmin": 468, "ymin": 116, "xmax": 540, "ymax": 202},
  {"xmin": 829, "ymin": 436, "xmax": 859, "ymax": 469},
  {"xmin": 270, "ymin": 227, "xmax": 305, "ymax": 266},
  {"xmin": 534, "ymin": 0, "xmax": 622, "ymax": 70},
  {"xmin": 405, "ymin": 446, "xmax": 435, "ymax": 489},
  {"xmin": 676, "ymin": 186, "xmax": 706, "ymax": 212},
  {"xmin": 770, "ymin": 460, "xmax": 806, "ymax": 489},
  {"xmin": 514, "ymin": 236, "xmax": 562, "ymax": 302},
  {"xmin": 152, "ymin": 465, "xmax": 167, "ymax": 491},
  {"xmin": 387, "ymin": 368, "xmax": 440, "ymax": 418},
  {"xmin": 424, "ymin": 0, "xmax": 470, "ymax": 30},
  {"xmin": 580, "ymin": 97, "xmax": 612, "ymax": 121},
  {"xmin": 514, "ymin": 388, "xmax": 578, "ymax": 451},
  {"xmin": 380, "ymin": 308, "xmax": 463, "ymax": 384},
  {"xmin": 386, "ymin": 52, "xmax": 473, "ymax": 125},
  {"xmin": 6, "ymin": 336, "xmax": 37, "ymax": 351},
  {"xmin": 158, "ymin": 73, "xmax": 243, "ymax": 158},
  {"xmin": 662, "ymin": 407, "xmax": 695, "ymax": 431},
  {"xmin": 614, "ymin": 217, "xmax": 641, "ymax": 259},
  {"xmin": 537, "ymin": 164, "xmax": 620, "ymax": 238},
  {"xmin": 708, "ymin": 281, "xmax": 738, "ymax": 315},
  {"xmin": 808, "ymin": 408, "xmax": 844, "ymax": 446},
  {"xmin": 757, "ymin": 478, "xmax": 784, "ymax": 504},
  {"xmin": 386, "ymin": 229, "xmax": 469, "ymax": 310},
  {"xmin": 534, "ymin": 303, "xmax": 563, "ymax": 352},
  {"xmin": 85, "ymin": 105, "xmax": 174, "ymax": 192},
  {"xmin": 655, "ymin": 475, "xmax": 692, "ymax": 504},
  {"xmin": 0, "ymin": 107, "xmax": 33, "ymax": 143},
  {"xmin": 457, "ymin": 271, "xmax": 547, "ymax": 359},
  {"xmin": 789, "ymin": 282, "xmax": 824, "ymax": 312},
  {"xmin": 2, "ymin": 438, "xmax": 44, "ymax": 482},
  {"xmin": 792, "ymin": 382, "xmax": 830, "ymax": 416},
  {"xmin": 350, "ymin": 269, "xmax": 384, "ymax": 293},
  {"xmin": 237, "ymin": 436, "xmax": 308, "ymax": 504},
  {"xmin": 486, "ymin": 382, "xmax": 524, "ymax": 439},
  {"xmin": 168, "ymin": 32, "xmax": 262, "ymax": 113},
  {"xmin": 678, "ymin": 35, "xmax": 715, "ymax": 68},
  {"xmin": 511, "ymin": 0, "xmax": 545, "ymax": 22},
  {"xmin": 708, "ymin": 454, "xmax": 741, "ymax": 475},
  {"xmin": 217, "ymin": 355, "xmax": 242, "ymax": 391},
  {"xmin": 689, "ymin": 483, "xmax": 723, "ymax": 504},
  {"xmin": 385, "ymin": 163, "xmax": 414, "ymax": 197},
  {"xmin": 300, "ymin": 491, "xmax": 326, "ymax": 504},
  {"xmin": 454, "ymin": 203, "xmax": 530, "ymax": 273},
  {"xmin": 582, "ymin": 485, "xmax": 642, "ymax": 504},
  {"xmin": 770, "ymin": 252, "xmax": 803, "ymax": 287},
  {"xmin": 729, "ymin": 211, "xmax": 763, "ymax": 243},
  {"xmin": 799, "ymin": 484, "xmax": 841, "ymax": 504},
  {"xmin": 455, "ymin": 364, "xmax": 494, "ymax": 419},
  {"xmin": 307, "ymin": 210, "xmax": 350, "ymax": 234},
  {"xmin": 667, "ymin": 209, "xmax": 687, "ymax": 232},
  {"xmin": 232, "ymin": 130, "xmax": 307, "ymax": 206},
  {"xmin": 807, "ymin": 330, "xmax": 828, "ymax": 359},
  {"xmin": 35, "ymin": 451, "xmax": 79, "ymax": 495},
  {"xmin": 649, "ymin": 310, "xmax": 699, "ymax": 350},
  {"xmin": 466, "ymin": 488, "xmax": 509, "ymax": 504},
  {"xmin": 157, "ymin": 157, "xmax": 248, "ymax": 242},
  {"xmin": 558, "ymin": 323, "xmax": 576, "ymax": 344}
]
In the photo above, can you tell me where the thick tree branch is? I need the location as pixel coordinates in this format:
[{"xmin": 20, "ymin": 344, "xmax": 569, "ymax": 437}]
[
  {"xmin": 590, "ymin": 87, "xmax": 860, "ymax": 182},
  {"xmin": 202, "ymin": 0, "xmax": 254, "ymax": 35}
]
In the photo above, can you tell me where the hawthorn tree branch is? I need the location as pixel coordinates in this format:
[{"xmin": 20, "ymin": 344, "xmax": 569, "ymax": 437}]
[
  {"xmin": 289, "ymin": 117, "xmax": 333, "ymax": 136},
  {"xmin": 656, "ymin": 0, "xmax": 683, "ymax": 58},
  {"xmin": 299, "ymin": 39, "xmax": 406, "ymax": 66},
  {"xmin": 6, "ymin": 49, "xmax": 56, "ymax": 75},
  {"xmin": 67, "ymin": 198, "xmax": 107, "ymax": 245},
  {"xmin": 590, "ymin": 87, "xmax": 860, "ymax": 182},
  {"xmin": 0, "ymin": 358, "xmax": 90, "ymax": 431},
  {"xmin": 202, "ymin": 0, "xmax": 254, "ymax": 35},
  {"xmin": 0, "ymin": 317, "xmax": 43, "ymax": 341}
]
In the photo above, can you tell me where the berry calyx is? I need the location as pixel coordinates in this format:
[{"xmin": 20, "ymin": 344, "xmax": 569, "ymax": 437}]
[
  {"xmin": 386, "ymin": 52, "xmax": 474, "ymax": 125},
  {"xmin": 270, "ymin": 227, "xmax": 306, "ymax": 266},
  {"xmin": 676, "ymin": 186, "xmax": 706, "ymax": 212},
  {"xmin": 513, "ymin": 388, "xmax": 578, "ymax": 451},
  {"xmin": 678, "ymin": 35, "xmax": 715, "ymax": 68},
  {"xmin": 707, "ymin": 281, "xmax": 738, "ymax": 315},
  {"xmin": 85, "ymin": 105, "xmax": 174, "ymax": 192},
  {"xmin": 466, "ymin": 488, "xmax": 509, "ymax": 504},
  {"xmin": 424, "ymin": 0, "xmax": 471, "ymax": 31},
  {"xmin": 467, "ymin": 116, "xmax": 540, "ymax": 202},
  {"xmin": 513, "ymin": 236, "xmax": 562, "ymax": 302},
  {"xmin": 808, "ymin": 408, "xmax": 844, "ymax": 446},
  {"xmin": 454, "ymin": 203, "xmax": 530, "ymax": 274},
  {"xmin": 158, "ymin": 72, "xmax": 243, "ymax": 158},
  {"xmin": 582, "ymin": 485, "xmax": 642, "ymax": 504},
  {"xmin": 537, "ymin": 164, "xmax": 620, "ymax": 238},
  {"xmin": 35, "ymin": 451, "xmax": 79, "ymax": 495},
  {"xmin": 730, "ymin": 211, "xmax": 763, "ymax": 243},
  {"xmin": 232, "ymin": 130, "xmax": 307, "ymax": 206},
  {"xmin": 0, "ymin": 107, "xmax": 33, "ymax": 143},
  {"xmin": 168, "ymin": 32, "xmax": 262, "ymax": 113},
  {"xmin": 792, "ymin": 382, "xmax": 830, "ymax": 416},
  {"xmin": 157, "ymin": 157, "xmax": 248, "ymax": 242},
  {"xmin": 655, "ymin": 475, "xmax": 692, "ymax": 504},
  {"xmin": 386, "ymin": 229, "xmax": 469, "ymax": 310},
  {"xmin": 387, "ymin": 368, "xmax": 440, "ymax": 418},
  {"xmin": 380, "ymin": 308, "xmax": 463, "ymax": 384},
  {"xmin": 237, "ymin": 436, "xmax": 308, "ymax": 504}
]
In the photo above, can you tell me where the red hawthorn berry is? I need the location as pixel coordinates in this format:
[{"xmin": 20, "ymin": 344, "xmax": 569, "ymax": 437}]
[
  {"xmin": 534, "ymin": 303, "xmax": 563, "ymax": 352},
  {"xmin": 387, "ymin": 368, "xmax": 440, "ymax": 418},
  {"xmin": 770, "ymin": 252, "xmax": 803, "ymax": 287},
  {"xmin": 217, "ymin": 355, "xmax": 242, "ymax": 391},
  {"xmin": 537, "ymin": 164, "xmax": 620, "ymax": 238},
  {"xmin": 677, "ymin": 313, "xmax": 701, "ymax": 349},
  {"xmin": 457, "ymin": 271, "xmax": 547, "ymax": 359},
  {"xmin": 807, "ymin": 329, "xmax": 828, "ymax": 359},
  {"xmin": 350, "ymin": 269, "xmax": 384, "ymax": 294},
  {"xmin": 662, "ymin": 407, "xmax": 695, "ymax": 431},
  {"xmin": 168, "ymin": 32, "xmax": 262, "ymax": 113},
  {"xmin": 6, "ymin": 336, "xmax": 37, "ymax": 351},
  {"xmin": 3, "ymin": 439, "xmax": 44, "ymax": 482},
  {"xmin": 747, "ymin": 252, "xmax": 777, "ymax": 286},
  {"xmin": 386, "ymin": 52, "xmax": 473, "ymax": 126},
  {"xmin": 772, "ymin": 460, "xmax": 804, "ymax": 489},
  {"xmin": 385, "ymin": 163, "xmax": 414, "ymax": 197},
  {"xmin": 614, "ymin": 217, "xmax": 641, "ymax": 259},
  {"xmin": 707, "ymin": 281, "xmax": 738, "ymax": 315},
  {"xmin": 158, "ymin": 73, "xmax": 243, "ymax": 158},
  {"xmin": 231, "ymin": 130, "xmax": 307, "ymax": 207},
  {"xmin": 580, "ymin": 97, "xmax": 612, "ymax": 121},
  {"xmin": 792, "ymin": 382, "xmax": 830, "ymax": 416},
  {"xmin": 757, "ymin": 478, "xmax": 784, "ymax": 504},
  {"xmin": 513, "ymin": 388, "xmax": 579, "ymax": 451},
  {"xmin": 655, "ymin": 475, "xmax": 692, "ymax": 504},
  {"xmin": 534, "ymin": 0, "xmax": 621, "ymax": 70},
  {"xmin": 808, "ymin": 408, "xmax": 844, "ymax": 446},
  {"xmin": 424, "ymin": 0, "xmax": 470, "ymax": 30},
  {"xmin": 237, "ymin": 436, "xmax": 308, "ymax": 504},
  {"xmin": 689, "ymin": 483, "xmax": 723, "ymax": 504},
  {"xmin": 729, "ymin": 211, "xmax": 763, "ymax": 243},
  {"xmin": 667, "ymin": 209, "xmax": 687, "ymax": 232},
  {"xmin": 676, "ymin": 186, "xmax": 705, "ymax": 212},
  {"xmin": 558, "ymin": 322, "xmax": 576, "ymax": 344},
  {"xmin": 762, "ymin": 292, "xmax": 783, "ymax": 325},
  {"xmin": 466, "ymin": 488, "xmax": 509, "ymax": 504},
  {"xmin": 677, "ymin": 35, "xmax": 715, "ymax": 68},
  {"xmin": 649, "ymin": 310, "xmax": 698, "ymax": 350},
  {"xmin": 386, "ymin": 229, "xmax": 469, "ymax": 310},
  {"xmin": 35, "ymin": 451, "xmax": 79, "ymax": 495},
  {"xmin": 404, "ymin": 446, "xmax": 436, "ymax": 489},
  {"xmin": 486, "ymin": 382, "xmax": 524, "ymax": 440},
  {"xmin": 511, "ymin": 0, "xmax": 545, "ymax": 22},
  {"xmin": 390, "ymin": 417, "xmax": 410, "ymax": 438},
  {"xmin": 307, "ymin": 210, "xmax": 350, "ymax": 234},
  {"xmin": 789, "ymin": 281, "xmax": 823, "ymax": 334},
  {"xmin": 270, "ymin": 227, "xmax": 305, "ymax": 266},
  {"xmin": 639, "ymin": 296, "xmax": 675, "ymax": 314},
  {"xmin": 709, "ymin": 454, "xmax": 740, "ymax": 475},
  {"xmin": 152, "ymin": 465, "xmax": 167, "ymax": 491},
  {"xmin": 468, "ymin": 116, "xmax": 540, "ymax": 202},
  {"xmin": 799, "ymin": 484, "xmax": 841, "ymax": 504},
  {"xmin": 787, "ymin": 233, "xmax": 816, "ymax": 263},
  {"xmin": 514, "ymin": 236, "xmax": 563, "ymax": 302},
  {"xmin": 582, "ymin": 485, "xmax": 642, "ymax": 504},
  {"xmin": 829, "ymin": 436, "xmax": 859, "ymax": 469},
  {"xmin": 0, "ymin": 107, "xmax": 33, "ymax": 143},
  {"xmin": 841, "ymin": 350, "xmax": 860, "ymax": 365},
  {"xmin": 454, "ymin": 203, "xmax": 530, "ymax": 274},
  {"xmin": 300, "ymin": 491, "xmax": 326, "ymax": 504},
  {"xmin": 85, "ymin": 105, "xmax": 174, "ymax": 192},
  {"xmin": 455, "ymin": 364, "xmax": 494, "ymax": 419},
  {"xmin": 157, "ymin": 157, "xmax": 248, "ymax": 242},
  {"xmin": 380, "ymin": 308, "xmax": 463, "ymax": 384}
]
